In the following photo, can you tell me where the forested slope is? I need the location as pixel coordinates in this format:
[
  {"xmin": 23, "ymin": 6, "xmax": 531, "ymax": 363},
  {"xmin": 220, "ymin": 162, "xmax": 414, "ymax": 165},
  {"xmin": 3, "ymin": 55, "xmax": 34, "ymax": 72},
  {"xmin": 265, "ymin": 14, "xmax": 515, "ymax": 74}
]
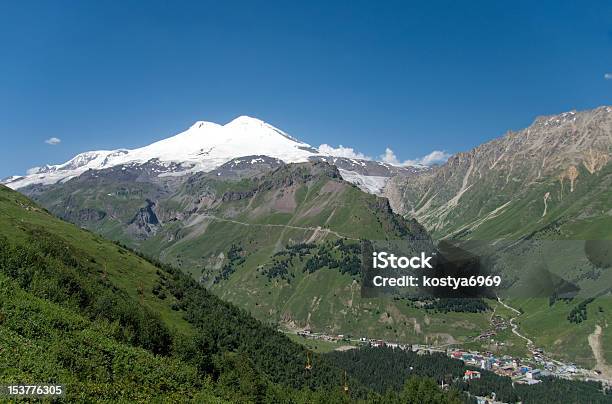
[{"xmin": 0, "ymin": 184, "xmax": 463, "ymax": 402}]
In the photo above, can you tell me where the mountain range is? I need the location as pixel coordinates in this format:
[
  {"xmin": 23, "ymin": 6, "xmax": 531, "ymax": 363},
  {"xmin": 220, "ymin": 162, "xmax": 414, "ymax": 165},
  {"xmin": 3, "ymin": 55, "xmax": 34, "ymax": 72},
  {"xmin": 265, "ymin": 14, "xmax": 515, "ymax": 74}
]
[
  {"xmin": 5, "ymin": 185, "xmax": 604, "ymax": 402},
  {"xmin": 3, "ymin": 106, "xmax": 611, "ymax": 370},
  {"xmin": 3, "ymin": 115, "xmax": 420, "ymax": 195},
  {"xmin": 384, "ymin": 106, "xmax": 612, "ymax": 240}
]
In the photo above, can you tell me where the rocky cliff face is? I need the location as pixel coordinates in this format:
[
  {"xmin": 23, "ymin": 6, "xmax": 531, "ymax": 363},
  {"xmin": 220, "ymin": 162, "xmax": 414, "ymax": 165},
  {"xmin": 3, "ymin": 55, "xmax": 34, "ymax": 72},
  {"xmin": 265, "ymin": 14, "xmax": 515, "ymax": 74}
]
[
  {"xmin": 128, "ymin": 199, "xmax": 160, "ymax": 238},
  {"xmin": 384, "ymin": 106, "xmax": 612, "ymax": 239}
]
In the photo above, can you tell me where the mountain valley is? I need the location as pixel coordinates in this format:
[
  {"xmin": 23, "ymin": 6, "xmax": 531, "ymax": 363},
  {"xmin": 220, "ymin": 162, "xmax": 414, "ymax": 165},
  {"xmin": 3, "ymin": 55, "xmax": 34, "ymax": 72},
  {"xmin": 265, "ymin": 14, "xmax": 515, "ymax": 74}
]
[{"xmin": 3, "ymin": 107, "xmax": 612, "ymax": 369}]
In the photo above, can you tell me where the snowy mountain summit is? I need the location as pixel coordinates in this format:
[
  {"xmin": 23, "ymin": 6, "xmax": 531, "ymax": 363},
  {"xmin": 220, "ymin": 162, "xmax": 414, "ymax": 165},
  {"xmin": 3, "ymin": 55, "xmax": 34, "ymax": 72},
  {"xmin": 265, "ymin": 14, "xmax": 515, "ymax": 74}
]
[{"xmin": 3, "ymin": 116, "xmax": 418, "ymax": 194}]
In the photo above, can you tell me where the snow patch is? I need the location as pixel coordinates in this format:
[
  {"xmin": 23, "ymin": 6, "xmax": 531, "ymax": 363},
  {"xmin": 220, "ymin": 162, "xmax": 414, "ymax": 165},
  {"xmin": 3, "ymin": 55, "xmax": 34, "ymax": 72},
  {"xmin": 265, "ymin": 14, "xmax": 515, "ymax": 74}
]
[{"xmin": 338, "ymin": 169, "xmax": 389, "ymax": 195}]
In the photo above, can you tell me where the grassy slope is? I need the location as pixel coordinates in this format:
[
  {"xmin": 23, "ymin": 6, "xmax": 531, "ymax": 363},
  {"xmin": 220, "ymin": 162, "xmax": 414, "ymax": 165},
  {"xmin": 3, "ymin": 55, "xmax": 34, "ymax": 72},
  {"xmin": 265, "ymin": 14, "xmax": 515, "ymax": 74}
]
[
  {"xmin": 0, "ymin": 186, "xmax": 191, "ymax": 335},
  {"xmin": 446, "ymin": 163, "xmax": 612, "ymax": 240},
  {"xmin": 0, "ymin": 186, "xmax": 231, "ymax": 401},
  {"xmin": 0, "ymin": 184, "xmax": 475, "ymax": 403},
  {"xmin": 511, "ymin": 298, "xmax": 612, "ymax": 368},
  {"xmin": 0, "ymin": 274, "xmax": 224, "ymax": 402},
  {"xmin": 402, "ymin": 164, "xmax": 612, "ymax": 366},
  {"xmin": 28, "ymin": 162, "xmax": 611, "ymax": 366},
  {"xmin": 417, "ymin": 163, "xmax": 612, "ymax": 367},
  {"xmin": 219, "ymin": 261, "xmax": 490, "ymax": 345},
  {"xmin": 156, "ymin": 172, "xmax": 489, "ymax": 345},
  {"xmin": 26, "ymin": 165, "xmax": 493, "ymax": 351}
]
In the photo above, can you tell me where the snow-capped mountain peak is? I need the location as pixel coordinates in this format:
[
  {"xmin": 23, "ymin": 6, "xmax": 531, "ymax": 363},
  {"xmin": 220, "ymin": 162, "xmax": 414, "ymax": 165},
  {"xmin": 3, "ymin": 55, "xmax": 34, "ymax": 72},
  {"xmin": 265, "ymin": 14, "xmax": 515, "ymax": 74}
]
[
  {"xmin": 189, "ymin": 120, "xmax": 222, "ymax": 130},
  {"xmin": 3, "ymin": 116, "xmax": 415, "ymax": 194},
  {"xmin": 224, "ymin": 115, "xmax": 300, "ymax": 142},
  {"xmin": 226, "ymin": 115, "xmax": 266, "ymax": 126},
  {"xmin": 3, "ymin": 117, "xmax": 313, "ymax": 189}
]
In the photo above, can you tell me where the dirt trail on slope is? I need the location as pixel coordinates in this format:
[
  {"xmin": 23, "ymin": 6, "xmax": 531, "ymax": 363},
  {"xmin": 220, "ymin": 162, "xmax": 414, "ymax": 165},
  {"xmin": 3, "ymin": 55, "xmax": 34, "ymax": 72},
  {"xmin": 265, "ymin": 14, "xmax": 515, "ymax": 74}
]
[
  {"xmin": 496, "ymin": 297, "xmax": 534, "ymax": 347},
  {"xmin": 201, "ymin": 214, "xmax": 358, "ymax": 240},
  {"xmin": 588, "ymin": 324, "xmax": 612, "ymax": 380}
]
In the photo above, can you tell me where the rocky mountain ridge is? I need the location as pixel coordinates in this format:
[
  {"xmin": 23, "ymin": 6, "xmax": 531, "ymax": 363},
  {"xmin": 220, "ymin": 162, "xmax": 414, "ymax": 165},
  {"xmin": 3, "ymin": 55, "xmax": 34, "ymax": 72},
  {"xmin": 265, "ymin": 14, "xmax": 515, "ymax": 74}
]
[{"xmin": 384, "ymin": 106, "xmax": 612, "ymax": 238}]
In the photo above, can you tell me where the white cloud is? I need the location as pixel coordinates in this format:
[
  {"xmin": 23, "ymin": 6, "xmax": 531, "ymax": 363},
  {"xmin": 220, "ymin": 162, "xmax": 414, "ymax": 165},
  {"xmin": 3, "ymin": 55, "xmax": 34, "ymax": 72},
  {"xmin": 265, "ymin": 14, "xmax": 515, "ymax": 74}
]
[
  {"xmin": 380, "ymin": 148, "xmax": 401, "ymax": 165},
  {"xmin": 415, "ymin": 150, "xmax": 452, "ymax": 166},
  {"xmin": 605, "ymin": 73, "xmax": 612, "ymax": 80},
  {"xmin": 380, "ymin": 148, "xmax": 451, "ymax": 167},
  {"xmin": 318, "ymin": 144, "xmax": 371, "ymax": 160},
  {"xmin": 317, "ymin": 143, "xmax": 450, "ymax": 167},
  {"xmin": 44, "ymin": 137, "xmax": 61, "ymax": 145}
]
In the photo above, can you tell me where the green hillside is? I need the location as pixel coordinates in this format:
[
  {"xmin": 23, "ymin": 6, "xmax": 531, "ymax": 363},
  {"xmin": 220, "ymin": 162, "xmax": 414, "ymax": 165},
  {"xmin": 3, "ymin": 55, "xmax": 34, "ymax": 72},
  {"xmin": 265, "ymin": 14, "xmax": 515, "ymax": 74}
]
[
  {"xmin": 2, "ymin": 186, "xmax": 609, "ymax": 403},
  {"xmin": 383, "ymin": 108, "xmax": 612, "ymax": 368},
  {"xmin": 21, "ymin": 153, "xmax": 612, "ymax": 367},
  {"xmin": 435, "ymin": 160, "xmax": 612, "ymax": 241},
  {"xmin": 429, "ymin": 163, "xmax": 612, "ymax": 368},
  {"xmin": 1, "ymin": 184, "xmax": 481, "ymax": 403},
  {"xmin": 26, "ymin": 162, "xmax": 493, "ymax": 348}
]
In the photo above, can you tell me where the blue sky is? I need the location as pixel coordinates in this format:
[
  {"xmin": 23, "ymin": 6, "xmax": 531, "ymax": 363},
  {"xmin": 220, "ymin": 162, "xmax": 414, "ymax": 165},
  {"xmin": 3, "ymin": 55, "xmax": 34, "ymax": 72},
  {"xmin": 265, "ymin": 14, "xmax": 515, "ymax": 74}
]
[{"xmin": 1, "ymin": 0, "xmax": 611, "ymax": 178}]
